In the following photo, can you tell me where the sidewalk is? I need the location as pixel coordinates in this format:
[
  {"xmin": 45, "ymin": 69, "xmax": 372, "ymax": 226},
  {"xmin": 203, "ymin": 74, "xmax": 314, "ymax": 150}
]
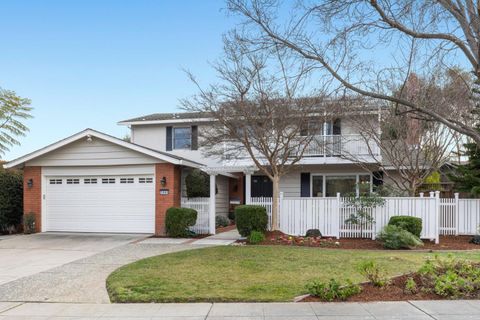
[{"xmin": 1, "ymin": 300, "xmax": 480, "ymax": 319}]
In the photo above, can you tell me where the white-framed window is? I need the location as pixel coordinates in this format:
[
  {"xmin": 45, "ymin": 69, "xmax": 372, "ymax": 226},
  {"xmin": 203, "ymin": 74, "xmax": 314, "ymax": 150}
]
[
  {"xmin": 66, "ymin": 178, "xmax": 80, "ymax": 185},
  {"xmin": 84, "ymin": 178, "xmax": 97, "ymax": 184},
  {"xmin": 120, "ymin": 178, "xmax": 134, "ymax": 184},
  {"xmin": 139, "ymin": 177, "xmax": 153, "ymax": 184},
  {"xmin": 173, "ymin": 127, "xmax": 191, "ymax": 149},
  {"xmin": 310, "ymin": 173, "xmax": 372, "ymax": 197},
  {"xmin": 102, "ymin": 178, "xmax": 116, "ymax": 184},
  {"xmin": 49, "ymin": 179, "xmax": 62, "ymax": 185}
]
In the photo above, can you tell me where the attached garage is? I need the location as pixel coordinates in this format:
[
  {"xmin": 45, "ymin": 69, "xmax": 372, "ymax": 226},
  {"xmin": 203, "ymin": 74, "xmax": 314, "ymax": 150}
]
[
  {"xmin": 45, "ymin": 173, "xmax": 155, "ymax": 233},
  {"xmin": 4, "ymin": 129, "xmax": 201, "ymax": 234}
]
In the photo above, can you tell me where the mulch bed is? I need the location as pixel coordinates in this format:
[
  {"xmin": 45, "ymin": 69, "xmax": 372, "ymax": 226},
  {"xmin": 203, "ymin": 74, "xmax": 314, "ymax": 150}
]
[
  {"xmin": 301, "ymin": 273, "xmax": 443, "ymax": 302},
  {"xmin": 254, "ymin": 231, "xmax": 480, "ymax": 250},
  {"xmin": 216, "ymin": 224, "xmax": 237, "ymax": 234}
]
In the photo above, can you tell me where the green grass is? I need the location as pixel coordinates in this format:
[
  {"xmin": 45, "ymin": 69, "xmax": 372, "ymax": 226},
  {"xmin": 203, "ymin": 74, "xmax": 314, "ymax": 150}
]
[{"xmin": 106, "ymin": 246, "xmax": 480, "ymax": 302}]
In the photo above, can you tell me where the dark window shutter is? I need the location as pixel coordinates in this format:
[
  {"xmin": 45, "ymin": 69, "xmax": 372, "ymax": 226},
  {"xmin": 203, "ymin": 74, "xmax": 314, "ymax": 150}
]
[
  {"xmin": 372, "ymin": 171, "xmax": 383, "ymax": 186},
  {"xmin": 300, "ymin": 122, "xmax": 308, "ymax": 136},
  {"xmin": 191, "ymin": 125, "xmax": 198, "ymax": 150},
  {"xmin": 166, "ymin": 126, "xmax": 172, "ymax": 151},
  {"xmin": 300, "ymin": 172, "xmax": 311, "ymax": 197},
  {"xmin": 333, "ymin": 119, "xmax": 341, "ymax": 135}
]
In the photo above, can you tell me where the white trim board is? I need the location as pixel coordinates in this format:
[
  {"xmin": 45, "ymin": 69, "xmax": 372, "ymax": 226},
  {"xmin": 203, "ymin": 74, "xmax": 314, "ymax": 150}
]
[{"xmin": 4, "ymin": 128, "xmax": 204, "ymax": 169}]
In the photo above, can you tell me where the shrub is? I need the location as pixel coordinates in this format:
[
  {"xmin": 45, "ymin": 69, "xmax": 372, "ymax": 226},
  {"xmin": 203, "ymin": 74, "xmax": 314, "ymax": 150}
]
[
  {"xmin": 215, "ymin": 215, "xmax": 230, "ymax": 228},
  {"xmin": 184, "ymin": 169, "xmax": 210, "ymax": 198},
  {"xmin": 23, "ymin": 213, "xmax": 36, "ymax": 234},
  {"xmin": 235, "ymin": 205, "xmax": 268, "ymax": 237},
  {"xmin": 165, "ymin": 207, "xmax": 197, "ymax": 237},
  {"xmin": 305, "ymin": 229, "xmax": 322, "ymax": 238},
  {"xmin": 404, "ymin": 277, "xmax": 418, "ymax": 294},
  {"xmin": 470, "ymin": 235, "xmax": 480, "ymax": 245},
  {"xmin": 377, "ymin": 225, "xmax": 423, "ymax": 249},
  {"xmin": 419, "ymin": 256, "xmax": 480, "ymax": 298},
  {"xmin": 357, "ymin": 260, "xmax": 390, "ymax": 287},
  {"xmin": 306, "ymin": 278, "xmax": 361, "ymax": 301},
  {"xmin": 388, "ymin": 216, "xmax": 422, "ymax": 238},
  {"xmin": 248, "ymin": 231, "xmax": 265, "ymax": 244},
  {"xmin": 0, "ymin": 170, "xmax": 23, "ymax": 234}
]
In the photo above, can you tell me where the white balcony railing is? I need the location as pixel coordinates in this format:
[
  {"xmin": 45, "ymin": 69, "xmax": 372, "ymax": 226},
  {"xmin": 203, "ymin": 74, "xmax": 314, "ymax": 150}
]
[
  {"xmin": 222, "ymin": 134, "xmax": 380, "ymax": 161},
  {"xmin": 302, "ymin": 134, "xmax": 380, "ymax": 157}
]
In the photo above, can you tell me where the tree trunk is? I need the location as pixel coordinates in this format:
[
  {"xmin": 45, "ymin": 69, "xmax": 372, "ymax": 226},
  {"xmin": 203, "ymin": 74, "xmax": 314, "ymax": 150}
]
[{"xmin": 271, "ymin": 175, "xmax": 281, "ymax": 230}]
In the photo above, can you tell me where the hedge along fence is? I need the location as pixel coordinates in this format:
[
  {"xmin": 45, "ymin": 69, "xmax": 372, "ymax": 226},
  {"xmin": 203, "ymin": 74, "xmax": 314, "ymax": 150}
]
[{"xmin": 0, "ymin": 169, "xmax": 23, "ymax": 234}]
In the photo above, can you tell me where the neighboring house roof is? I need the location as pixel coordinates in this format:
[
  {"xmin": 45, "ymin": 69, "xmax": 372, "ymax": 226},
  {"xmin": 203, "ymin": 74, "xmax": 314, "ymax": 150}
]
[
  {"xmin": 3, "ymin": 128, "xmax": 205, "ymax": 169},
  {"xmin": 118, "ymin": 98, "xmax": 385, "ymax": 126},
  {"xmin": 118, "ymin": 112, "xmax": 213, "ymax": 125}
]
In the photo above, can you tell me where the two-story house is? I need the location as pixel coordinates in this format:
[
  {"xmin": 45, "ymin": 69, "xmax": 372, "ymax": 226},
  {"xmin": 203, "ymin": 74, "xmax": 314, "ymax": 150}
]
[{"xmin": 4, "ymin": 107, "xmax": 384, "ymax": 235}]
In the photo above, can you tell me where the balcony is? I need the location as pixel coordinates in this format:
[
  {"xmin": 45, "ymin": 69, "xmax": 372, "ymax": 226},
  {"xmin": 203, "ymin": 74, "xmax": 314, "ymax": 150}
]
[{"xmin": 302, "ymin": 134, "xmax": 380, "ymax": 157}]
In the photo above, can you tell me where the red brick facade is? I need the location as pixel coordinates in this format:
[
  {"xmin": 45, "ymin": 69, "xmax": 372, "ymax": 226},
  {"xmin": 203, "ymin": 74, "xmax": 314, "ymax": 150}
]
[
  {"xmin": 155, "ymin": 163, "xmax": 181, "ymax": 235},
  {"xmin": 23, "ymin": 166, "xmax": 42, "ymax": 232}
]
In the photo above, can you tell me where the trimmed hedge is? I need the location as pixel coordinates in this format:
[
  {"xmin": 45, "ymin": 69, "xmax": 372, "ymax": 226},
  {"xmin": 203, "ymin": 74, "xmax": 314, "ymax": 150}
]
[
  {"xmin": 0, "ymin": 170, "xmax": 23, "ymax": 234},
  {"xmin": 388, "ymin": 216, "xmax": 422, "ymax": 238},
  {"xmin": 235, "ymin": 205, "xmax": 268, "ymax": 237},
  {"xmin": 165, "ymin": 207, "xmax": 197, "ymax": 237}
]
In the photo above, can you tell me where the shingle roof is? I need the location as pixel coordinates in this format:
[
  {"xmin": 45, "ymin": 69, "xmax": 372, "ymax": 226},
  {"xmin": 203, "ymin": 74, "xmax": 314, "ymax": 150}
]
[{"xmin": 120, "ymin": 112, "xmax": 210, "ymax": 123}]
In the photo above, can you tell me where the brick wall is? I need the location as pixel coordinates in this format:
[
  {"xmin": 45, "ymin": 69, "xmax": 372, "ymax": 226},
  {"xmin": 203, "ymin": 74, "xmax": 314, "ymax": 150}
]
[
  {"xmin": 155, "ymin": 163, "xmax": 181, "ymax": 235},
  {"xmin": 23, "ymin": 166, "xmax": 42, "ymax": 232}
]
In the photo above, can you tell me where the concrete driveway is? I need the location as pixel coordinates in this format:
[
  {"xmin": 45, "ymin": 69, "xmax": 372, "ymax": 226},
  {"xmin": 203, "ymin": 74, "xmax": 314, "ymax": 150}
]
[{"xmin": 0, "ymin": 232, "xmax": 148, "ymax": 286}]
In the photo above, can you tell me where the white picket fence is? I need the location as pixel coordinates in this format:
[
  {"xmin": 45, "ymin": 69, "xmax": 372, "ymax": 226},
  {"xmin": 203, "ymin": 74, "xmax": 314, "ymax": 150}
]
[
  {"xmin": 251, "ymin": 192, "xmax": 480, "ymax": 242},
  {"xmin": 181, "ymin": 197, "xmax": 210, "ymax": 234}
]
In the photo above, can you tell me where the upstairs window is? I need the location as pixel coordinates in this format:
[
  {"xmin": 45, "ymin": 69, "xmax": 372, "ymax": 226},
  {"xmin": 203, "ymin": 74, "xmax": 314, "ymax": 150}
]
[{"xmin": 173, "ymin": 127, "xmax": 191, "ymax": 149}]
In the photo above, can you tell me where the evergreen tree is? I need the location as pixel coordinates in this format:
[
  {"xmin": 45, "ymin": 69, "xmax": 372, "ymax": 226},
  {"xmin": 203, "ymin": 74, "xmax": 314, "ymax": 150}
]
[{"xmin": 449, "ymin": 76, "xmax": 480, "ymax": 196}]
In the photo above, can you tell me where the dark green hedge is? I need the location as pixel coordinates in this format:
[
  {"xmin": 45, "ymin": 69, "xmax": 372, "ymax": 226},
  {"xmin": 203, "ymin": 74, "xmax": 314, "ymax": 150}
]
[
  {"xmin": 165, "ymin": 207, "xmax": 197, "ymax": 237},
  {"xmin": 0, "ymin": 170, "xmax": 23, "ymax": 233},
  {"xmin": 235, "ymin": 205, "xmax": 268, "ymax": 237},
  {"xmin": 388, "ymin": 215, "xmax": 422, "ymax": 238}
]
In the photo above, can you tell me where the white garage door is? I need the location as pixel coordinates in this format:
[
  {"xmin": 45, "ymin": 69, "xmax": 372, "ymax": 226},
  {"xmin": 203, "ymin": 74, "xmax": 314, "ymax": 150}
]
[{"xmin": 45, "ymin": 175, "xmax": 155, "ymax": 233}]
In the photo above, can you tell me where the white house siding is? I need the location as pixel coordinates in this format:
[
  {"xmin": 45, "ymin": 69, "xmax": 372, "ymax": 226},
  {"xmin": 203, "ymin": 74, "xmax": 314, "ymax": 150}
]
[
  {"xmin": 26, "ymin": 138, "xmax": 160, "ymax": 167},
  {"xmin": 215, "ymin": 175, "xmax": 229, "ymax": 218},
  {"xmin": 274, "ymin": 164, "xmax": 377, "ymax": 198},
  {"xmin": 131, "ymin": 123, "xmax": 222, "ymax": 166}
]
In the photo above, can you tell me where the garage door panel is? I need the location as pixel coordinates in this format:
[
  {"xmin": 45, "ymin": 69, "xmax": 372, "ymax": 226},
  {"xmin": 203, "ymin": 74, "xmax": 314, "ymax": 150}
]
[{"xmin": 45, "ymin": 175, "xmax": 155, "ymax": 233}]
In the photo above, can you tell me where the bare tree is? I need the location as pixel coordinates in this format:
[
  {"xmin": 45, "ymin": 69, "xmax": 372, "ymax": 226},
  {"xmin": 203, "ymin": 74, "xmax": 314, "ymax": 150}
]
[
  {"xmin": 182, "ymin": 35, "xmax": 333, "ymax": 229},
  {"xmin": 226, "ymin": 0, "xmax": 480, "ymax": 144}
]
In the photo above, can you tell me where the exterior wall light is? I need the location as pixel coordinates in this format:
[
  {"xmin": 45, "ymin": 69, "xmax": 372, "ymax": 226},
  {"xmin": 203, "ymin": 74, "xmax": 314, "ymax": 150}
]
[
  {"xmin": 160, "ymin": 177, "xmax": 167, "ymax": 186},
  {"xmin": 27, "ymin": 179, "xmax": 33, "ymax": 188}
]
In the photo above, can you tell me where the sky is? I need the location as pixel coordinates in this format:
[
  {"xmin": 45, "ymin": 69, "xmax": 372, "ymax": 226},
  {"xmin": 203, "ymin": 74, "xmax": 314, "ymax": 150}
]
[{"xmin": 0, "ymin": 0, "xmax": 236, "ymax": 160}]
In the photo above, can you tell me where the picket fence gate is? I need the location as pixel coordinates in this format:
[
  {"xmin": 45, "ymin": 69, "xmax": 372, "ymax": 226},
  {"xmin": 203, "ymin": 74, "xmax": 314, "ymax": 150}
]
[
  {"xmin": 251, "ymin": 192, "xmax": 480, "ymax": 243},
  {"xmin": 181, "ymin": 197, "xmax": 210, "ymax": 234}
]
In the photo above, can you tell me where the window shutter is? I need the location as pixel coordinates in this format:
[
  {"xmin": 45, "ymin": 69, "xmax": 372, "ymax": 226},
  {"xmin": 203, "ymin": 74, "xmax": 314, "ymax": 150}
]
[
  {"xmin": 191, "ymin": 125, "xmax": 198, "ymax": 150},
  {"xmin": 166, "ymin": 126, "xmax": 172, "ymax": 151},
  {"xmin": 333, "ymin": 119, "xmax": 341, "ymax": 135},
  {"xmin": 372, "ymin": 171, "xmax": 383, "ymax": 187},
  {"xmin": 300, "ymin": 172, "xmax": 311, "ymax": 197}
]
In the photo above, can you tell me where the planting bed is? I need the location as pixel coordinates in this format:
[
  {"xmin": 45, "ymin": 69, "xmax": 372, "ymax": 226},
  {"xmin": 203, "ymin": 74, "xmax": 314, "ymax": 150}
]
[{"xmin": 253, "ymin": 231, "xmax": 480, "ymax": 250}]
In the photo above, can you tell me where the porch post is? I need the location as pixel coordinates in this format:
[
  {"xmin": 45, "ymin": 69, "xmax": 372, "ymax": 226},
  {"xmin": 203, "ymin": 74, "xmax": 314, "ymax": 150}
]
[
  {"xmin": 245, "ymin": 170, "xmax": 253, "ymax": 204},
  {"xmin": 209, "ymin": 173, "xmax": 216, "ymax": 235}
]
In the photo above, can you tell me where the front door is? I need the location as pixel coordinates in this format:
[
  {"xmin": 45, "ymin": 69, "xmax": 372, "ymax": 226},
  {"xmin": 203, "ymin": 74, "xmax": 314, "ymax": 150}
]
[{"xmin": 251, "ymin": 175, "xmax": 273, "ymax": 197}]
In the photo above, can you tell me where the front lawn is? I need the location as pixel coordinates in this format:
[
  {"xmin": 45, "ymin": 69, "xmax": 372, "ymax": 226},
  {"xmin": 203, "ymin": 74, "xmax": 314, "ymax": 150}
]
[{"xmin": 106, "ymin": 246, "xmax": 480, "ymax": 302}]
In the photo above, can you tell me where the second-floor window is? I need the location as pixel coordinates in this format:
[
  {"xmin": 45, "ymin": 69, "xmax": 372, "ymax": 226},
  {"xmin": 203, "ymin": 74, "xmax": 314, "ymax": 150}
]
[
  {"xmin": 173, "ymin": 127, "xmax": 191, "ymax": 149},
  {"xmin": 301, "ymin": 119, "xmax": 341, "ymax": 136}
]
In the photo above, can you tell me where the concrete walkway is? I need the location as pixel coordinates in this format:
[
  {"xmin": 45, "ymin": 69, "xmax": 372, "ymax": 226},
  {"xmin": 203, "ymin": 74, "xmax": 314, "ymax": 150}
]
[{"xmin": 1, "ymin": 300, "xmax": 480, "ymax": 319}]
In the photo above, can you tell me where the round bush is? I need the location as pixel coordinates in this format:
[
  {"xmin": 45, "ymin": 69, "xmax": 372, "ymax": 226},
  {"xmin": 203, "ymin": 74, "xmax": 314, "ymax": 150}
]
[
  {"xmin": 377, "ymin": 225, "xmax": 423, "ymax": 249},
  {"xmin": 248, "ymin": 231, "xmax": 265, "ymax": 244},
  {"xmin": 235, "ymin": 205, "xmax": 268, "ymax": 237},
  {"xmin": 165, "ymin": 207, "xmax": 198, "ymax": 237},
  {"xmin": 388, "ymin": 216, "xmax": 422, "ymax": 238},
  {"xmin": 305, "ymin": 229, "xmax": 322, "ymax": 238},
  {"xmin": 215, "ymin": 215, "xmax": 230, "ymax": 228}
]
